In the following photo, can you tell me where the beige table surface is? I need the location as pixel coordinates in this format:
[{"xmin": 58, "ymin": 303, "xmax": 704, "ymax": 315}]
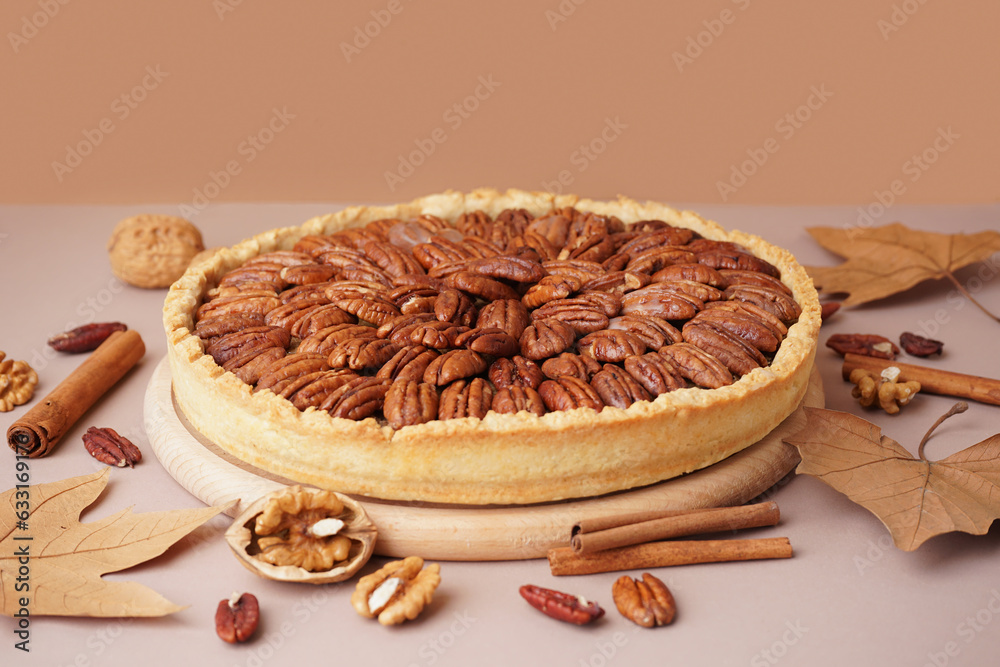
[{"xmin": 2, "ymin": 202, "xmax": 999, "ymax": 667}]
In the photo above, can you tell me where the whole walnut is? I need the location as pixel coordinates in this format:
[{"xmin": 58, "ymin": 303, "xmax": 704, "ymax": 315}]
[{"xmin": 108, "ymin": 214, "xmax": 204, "ymax": 288}]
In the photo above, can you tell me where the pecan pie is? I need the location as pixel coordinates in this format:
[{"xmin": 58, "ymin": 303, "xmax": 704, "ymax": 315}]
[{"xmin": 164, "ymin": 189, "xmax": 820, "ymax": 505}]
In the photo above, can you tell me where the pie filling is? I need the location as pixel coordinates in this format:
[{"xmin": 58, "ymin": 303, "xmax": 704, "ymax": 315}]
[
  {"xmin": 192, "ymin": 207, "xmax": 801, "ymax": 425},
  {"xmin": 164, "ymin": 190, "xmax": 820, "ymax": 505}
]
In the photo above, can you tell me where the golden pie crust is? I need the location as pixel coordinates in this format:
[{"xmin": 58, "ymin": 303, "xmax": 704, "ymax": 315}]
[{"xmin": 164, "ymin": 189, "xmax": 820, "ymax": 505}]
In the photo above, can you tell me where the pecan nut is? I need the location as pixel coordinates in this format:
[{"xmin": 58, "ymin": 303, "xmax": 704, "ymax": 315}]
[
  {"xmin": 491, "ymin": 386, "xmax": 547, "ymax": 416},
  {"xmin": 82, "ymin": 426, "xmax": 142, "ymax": 468},
  {"xmin": 215, "ymin": 592, "xmax": 259, "ymax": 643},
  {"xmin": 900, "ymin": 331, "xmax": 943, "ymax": 357},
  {"xmin": 519, "ymin": 584, "xmax": 605, "ymax": 625},
  {"xmin": 434, "ymin": 288, "xmax": 478, "ymax": 327},
  {"xmin": 538, "ymin": 376, "xmax": 605, "ymax": 412},
  {"xmin": 438, "ymin": 377, "xmax": 495, "ymax": 420},
  {"xmin": 591, "ymin": 365, "xmax": 653, "ymax": 408},
  {"xmin": 351, "ymin": 556, "xmax": 442, "ymax": 626},
  {"xmin": 0, "ymin": 352, "xmax": 38, "ymax": 412},
  {"xmin": 476, "ymin": 299, "xmax": 532, "ymax": 339},
  {"xmin": 577, "ymin": 329, "xmax": 647, "ymax": 363},
  {"xmin": 519, "ymin": 319, "xmax": 577, "ymax": 361},
  {"xmin": 376, "ymin": 345, "xmax": 440, "ymax": 382},
  {"xmin": 489, "ymin": 356, "xmax": 544, "ymax": 389},
  {"xmin": 658, "ymin": 342, "xmax": 733, "ymax": 389},
  {"xmin": 540, "ymin": 352, "xmax": 602, "ymax": 382},
  {"xmin": 612, "ymin": 573, "xmax": 676, "ymax": 628},
  {"xmin": 423, "ymin": 349, "xmax": 488, "ymax": 386},
  {"xmin": 825, "ymin": 333, "xmax": 899, "ymax": 360},
  {"xmin": 47, "ymin": 322, "xmax": 128, "ymax": 353},
  {"xmin": 445, "ymin": 270, "xmax": 519, "ymax": 301},
  {"xmin": 384, "ymin": 380, "xmax": 440, "ymax": 429},
  {"xmin": 453, "ymin": 327, "xmax": 520, "ymax": 357}
]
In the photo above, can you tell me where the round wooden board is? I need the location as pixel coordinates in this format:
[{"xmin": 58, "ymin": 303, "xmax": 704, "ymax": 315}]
[{"xmin": 144, "ymin": 356, "xmax": 823, "ymax": 561}]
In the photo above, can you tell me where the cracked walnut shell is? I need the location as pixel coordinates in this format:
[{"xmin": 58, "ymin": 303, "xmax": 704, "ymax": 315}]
[
  {"xmin": 351, "ymin": 556, "xmax": 441, "ymax": 626},
  {"xmin": 224, "ymin": 485, "xmax": 377, "ymax": 584},
  {"xmin": 0, "ymin": 352, "xmax": 37, "ymax": 412},
  {"xmin": 108, "ymin": 214, "xmax": 204, "ymax": 288}
]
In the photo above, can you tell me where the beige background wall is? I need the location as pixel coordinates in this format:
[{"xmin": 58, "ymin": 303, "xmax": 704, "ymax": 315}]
[{"xmin": 2, "ymin": 0, "xmax": 997, "ymax": 206}]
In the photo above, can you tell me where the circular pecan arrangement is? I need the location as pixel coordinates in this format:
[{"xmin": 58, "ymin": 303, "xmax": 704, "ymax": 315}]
[
  {"xmin": 224, "ymin": 486, "xmax": 377, "ymax": 584},
  {"xmin": 192, "ymin": 206, "xmax": 803, "ymax": 427}
]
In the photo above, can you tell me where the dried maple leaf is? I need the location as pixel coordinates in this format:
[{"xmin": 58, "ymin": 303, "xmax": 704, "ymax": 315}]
[
  {"xmin": 784, "ymin": 403, "xmax": 1000, "ymax": 551},
  {"xmin": 1, "ymin": 469, "xmax": 225, "ymax": 617},
  {"xmin": 805, "ymin": 222, "xmax": 1000, "ymax": 322}
]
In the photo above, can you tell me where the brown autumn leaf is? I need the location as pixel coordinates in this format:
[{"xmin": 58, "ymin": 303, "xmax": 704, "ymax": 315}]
[
  {"xmin": 805, "ymin": 222, "xmax": 1000, "ymax": 319},
  {"xmin": 1, "ymin": 469, "xmax": 225, "ymax": 617},
  {"xmin": 784, "ymin": 404, "xmax": 1000, "ymax": 551}
]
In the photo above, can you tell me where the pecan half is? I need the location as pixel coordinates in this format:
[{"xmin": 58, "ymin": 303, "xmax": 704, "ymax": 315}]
[
  {"xmin": 453, "ymin": 328, "xmax": 520, "ymax": 357},
  {"xmin": 691, "ymin": 308, "xmax": 780, "ymax": 353},
  {"xmin": 538, "ymin": 376, "xmax": 605, "ymax": 412},
  {"xmin": 351, "ymin": 556, "xmax": 442, "ymax": 626},
  {"xmin": 491, "ymin": 386, "xmax": 547, "ymax": 416},
  {"xmin": 288, "ymin": 370, "xmax": 359, "ymax": 410},
  {"xmin": 423, "ymin": 349, "xmax": 488, "ymax": 386},
  {"xmin": 531, "ymin": 300, "xmax": 610, "ymax": 335},
  {"xmin": 384, "ymin": 380, "xmax": 440, "ymax": 429},
  {"xmin": 724, "ymin": 285, "xmax": 800, "ymax": 323},
  {"xmin": 438, "ymin": 377, "xmax": 495, "ymax": 420},
  {"xmin": 826, "ymin": 333, "xmax": 899, "ymax": 359},
  {"xmin": 521, "ymin": 274, "xmax": 582, "ymax": 309},
  {"xmin": 444, "ymin": 271, "xmax": 519, "ymax": 301},
  {"xmin": 900, "ymin": 332, "xmax": 943, "ymax": 357},
  {"xmin": 48, "ymin": 322, "xmax": 128, "ymax": 353},
  {"xmin": 327, "ymin": 337, "xmax": 401, "ymax": 371},
  {"xmin": 376, "ymin": 345, "xmax": 440, "ymax": 382},
  {"xmin": 681, "ymin": 321, "xmax": 765, "ymax": 377},
  {"xmin": 489, "ymin": 356, "xmax": 544, "ymax": 389},
  {"xmin": 434, "ymin": 289, "xmax": 478, "ymax": 327},
  {"xmin": 607, "ymin": 314, "xmax": 682, "ymax": 349},
  {"xmin": 577, "ymin": 329, "xmax": 647, "ymax": 363},
  {"xmin": 194, "ymin": 313, "xmax": 266, "ymax": 340},
  {"xmin": 650, "ymin": 262, "xmax": 727, "ymax": 287},
  {"xmin": 624, "ymin": 352, "xmax": 688, "ymax": 395},
  {"xmin": 280, "ymin": 263, "xmax": 336, "ymax": 285},
  {"xmin": 215, "ymin": 593, "xmax": 259, "ymax": 644},
  {"xmin": 696, "ymin": 250, "xmax": 780, "ymax": 277},
  {"xmin": 334, "ymin": 296, "xmax": 401, "ymax": 326},
  {"xmin": 658, "ymin": 343, "xmax": 733, "ymax": 389},
  {"xmin": 612, "ymin": 573, "xmax": 676, "ymax": 628},
  {"xmin": 476, "ymin": 299, "xmax": 532, "ymax": 339},
  {"xmin": 297, "ymin": 324, "xmax": 377, "ymax": 355},
  {"xmin": 540, "ymin": 352, "xmax": 602, "ymax": 382},
  {"xmin": 466, "ymin": 255, "xmax": 546, "ymax": 283},
  {"xmin": 519, "ymin": 585, "xmax": 605, "ymax": 625},
  {"xmin": 621, "ymin": 289, "xmax": 700, "ymax": 321},
  {"xmin": 256, "ymin": 352, "xmax": 331, "ymax": 392},
  {"xmin": 82, "ymin": 426, "xmax": 142, "ymax": 468},
  {"xmin": 408, "ymin": 320, "xmax": 471, "ymax": 349},
  {"xmin": 320, "ymin": 377, "xmax": 391, "ymax": 420},
  {"xmin": 519, "ymin": 319, "xmax": 577, "ymax": 361},
  {"xmin": 590, "ymin": 365, "xmax": 653, "ymax": 408}
]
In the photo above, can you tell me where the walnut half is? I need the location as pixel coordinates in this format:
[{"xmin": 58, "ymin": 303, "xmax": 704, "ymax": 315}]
[
  {"xmin": 351, "ymin": 556, "xmax": 441, "ymax": 626},
  {"xmin": 224, "ymin": 485, "xmax": 377, "ymax": 584}
]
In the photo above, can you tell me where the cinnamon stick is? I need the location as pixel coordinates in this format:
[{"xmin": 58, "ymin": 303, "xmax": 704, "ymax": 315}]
[
  {"xmin": 842, "ymin": 353, "xmax": 1000, "ymax": 406},
  {"xmin": 548, "ymin": 538, "xmax": 793, "ymax": 576},
  {"xmin": 571, "ymin": 502, "xmax": 780, "ymax": 554},
  {"xmin": 6, "ymin": 330, "xmax": 145, "ymax": 458}
]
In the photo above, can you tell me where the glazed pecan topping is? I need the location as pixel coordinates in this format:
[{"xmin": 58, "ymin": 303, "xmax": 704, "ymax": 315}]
[{"xmin": 196, "ymin": 204, "xmax": 801, "ymax": 428}]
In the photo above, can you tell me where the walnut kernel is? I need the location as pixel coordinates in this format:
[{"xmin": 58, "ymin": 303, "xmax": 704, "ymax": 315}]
[{"xmin": 0, "ymin": 352, "xmax": 37, "ymax": 412}]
